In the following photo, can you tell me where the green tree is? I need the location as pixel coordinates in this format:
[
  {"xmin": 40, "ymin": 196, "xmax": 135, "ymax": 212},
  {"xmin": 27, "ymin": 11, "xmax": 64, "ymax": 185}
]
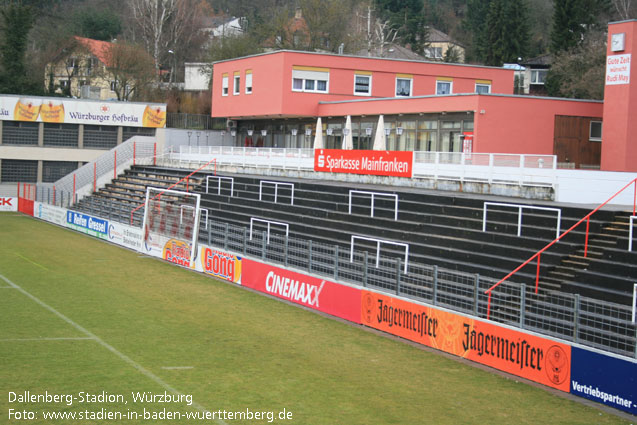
[
  {"xmin": 483, "ymin": 0, "xmax": 530, "ymax": 66},
  {"xmin": 0, "ymin": 1, "xmax": 38, "ymax": 94},
  {"xmin": 464, "ymin": 0, "xmax": 491, "ymax": 62},
  {"xmin": 546, "ymin": 29, "xmax": 606, "ymax": 99},
  {"xmin": 374, "ymin": 0, "xmax": 427, "ymax": 51},
  {"xmin": 72, "ymin": 8, "xmax": 122, "ymax": 41},
  {"xmin": 550, "ymin": 0, "xmax": 610, "ymax": 54}
]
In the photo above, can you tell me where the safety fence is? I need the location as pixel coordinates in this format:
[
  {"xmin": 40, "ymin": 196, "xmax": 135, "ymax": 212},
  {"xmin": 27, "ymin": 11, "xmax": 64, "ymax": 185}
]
[
  {"xmin": 68, "ymin": 188, "xmax": 636, "ymax": 359},
  {"xmin": 485, "ymin": 177, "xmax": 637, "ymax": 319},
  {"xmin": 34, "ymin": 136, "xmax": 158, "ymax": 208},
  {"xmin": 175, "ymin": 147, "xmax": 557, "ymax": 187},
  {"xmin": 199, "ymin": 218, "xmax": 636, "ymax": 359}
]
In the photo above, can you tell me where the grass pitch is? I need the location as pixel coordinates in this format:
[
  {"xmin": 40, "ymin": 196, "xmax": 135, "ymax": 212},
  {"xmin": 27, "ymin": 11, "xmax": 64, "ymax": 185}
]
[{"xmin": 0, "ymin": 213, "xmax": 631, "ymax": 424}]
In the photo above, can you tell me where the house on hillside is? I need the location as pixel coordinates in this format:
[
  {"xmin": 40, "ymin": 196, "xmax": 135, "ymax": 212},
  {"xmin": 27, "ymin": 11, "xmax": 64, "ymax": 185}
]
[
  {"xmin": 521, "ymin": 54, "xmax": 551, "ymax": 96},
  {"xmin": 424, "ymin": 28, "xmax": 465, "ymax": 63},
  {"xmin": 45, "ymin": 36, "xmax": 118, "ymax": 100}
]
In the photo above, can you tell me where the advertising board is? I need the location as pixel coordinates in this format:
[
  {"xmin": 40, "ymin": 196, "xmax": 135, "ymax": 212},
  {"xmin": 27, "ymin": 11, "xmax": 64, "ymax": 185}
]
[
  {"xmin": 0, "ymin": 197, "xmax": 17, "ymax": 212},
  {"xmin": 242, "ymin": 259, "xmax": 361, "ymax": 323},
  {"xmin": 197, "ymin": 245, "xmax": 243, "ymax": 285},
  {"xmin": 361, "ymin": 290, "xmax": 571, "ymax": 392},
  {"xmin": 65, "ymin": 211, "xmax": 108, "ymax": 239},
  {"xmin": 314, "ymin": 149, "xmax": 413, "ymax": 178},
  {"xmin": 570, "ymin": 347, "xmax": 636, "ymax": 415},
  {"xmin": 107, "ymin": 222, "xmax": 143, "ymax": 251},
  {"xmin": 33, "ymin": 202, "xmax": 67, "ymax": 226},
  {"xmin": 0, "ymin": 95, "xmax": 165, "ymax": 128}
]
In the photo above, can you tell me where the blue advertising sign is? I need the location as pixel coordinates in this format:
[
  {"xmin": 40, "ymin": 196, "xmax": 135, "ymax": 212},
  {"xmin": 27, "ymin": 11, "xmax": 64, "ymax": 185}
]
[
  {"xmin": 66, "ymin": 211, "xmax": 108, "ymax": 236},
  {"xmin": 570, "ymin": 346, "xmax": 636, "ymax": 415}
]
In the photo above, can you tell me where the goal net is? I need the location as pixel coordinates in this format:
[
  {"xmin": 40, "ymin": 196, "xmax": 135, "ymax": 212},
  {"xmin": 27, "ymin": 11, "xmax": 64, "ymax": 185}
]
[{"xmin": 141, "ymin": 187, "xmax": 201, "ymax": 267}]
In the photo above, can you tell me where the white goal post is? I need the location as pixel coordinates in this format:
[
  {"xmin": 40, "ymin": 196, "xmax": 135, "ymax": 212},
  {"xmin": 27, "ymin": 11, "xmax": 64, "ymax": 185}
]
[{"xmin": 141, "ymin": 187, "xmax": 201, "ymax": 267}]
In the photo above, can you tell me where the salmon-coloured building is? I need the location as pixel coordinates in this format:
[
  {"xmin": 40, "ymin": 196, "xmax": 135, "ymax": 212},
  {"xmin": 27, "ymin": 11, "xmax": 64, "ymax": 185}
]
[{"xmin": 211, "ymin": 27, "xmax": 637, "ymax": 171}]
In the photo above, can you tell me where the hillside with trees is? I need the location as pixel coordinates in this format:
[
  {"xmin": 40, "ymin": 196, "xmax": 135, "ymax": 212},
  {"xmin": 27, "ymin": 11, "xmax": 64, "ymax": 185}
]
[{"xmin": 0, "ymin": 0, "xmax": 635, "ymax": 104}]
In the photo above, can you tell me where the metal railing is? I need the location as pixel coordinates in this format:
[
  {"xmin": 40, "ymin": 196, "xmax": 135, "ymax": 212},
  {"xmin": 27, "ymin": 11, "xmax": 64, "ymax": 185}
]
[
  {"xmin": 67, "ymin": 190, "xmax": 636, "ymax": 358},
  {"xmin": 175, "ymin": 147, "xmax": 557, "ymax": 188},
  {"xmin": 485, "ymin": 177, "xmax": 637, "ymax": 319},
  {"xmin": 483, "ymin": 202, "xmax": 562, "ymax": 239},
  {"xmin": 193, "ymin": 218, "xmax": 636, "ymax": 359},
  {"xmin": 34, "ymin": 136, "xmax": 157, "ymax": 207}
]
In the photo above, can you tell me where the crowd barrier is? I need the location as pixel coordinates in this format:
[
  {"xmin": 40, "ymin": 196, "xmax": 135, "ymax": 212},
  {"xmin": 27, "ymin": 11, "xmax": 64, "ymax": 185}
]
[{"xmin": 22, "ymin": 203, "xmax": 637, "ymax": 416}]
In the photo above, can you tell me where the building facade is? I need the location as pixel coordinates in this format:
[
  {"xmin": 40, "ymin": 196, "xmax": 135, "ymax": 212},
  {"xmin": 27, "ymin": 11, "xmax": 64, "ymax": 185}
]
[
  {"xmin": 0, "ymin": 95, "xmax": 166, "ymax": 190},
  {"xmin": 211, "ymin": 50, "xmax": 604, "ymax": 169}
]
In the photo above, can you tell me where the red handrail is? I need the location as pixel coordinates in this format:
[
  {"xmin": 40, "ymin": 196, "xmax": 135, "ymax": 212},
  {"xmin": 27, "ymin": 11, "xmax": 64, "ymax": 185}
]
[
  {"xmin": 129, "ymin": 158, "xmax": 216, "ymax": 226},
  {"xmin": 485, "ymin": 177, "xmax": 637, "ymax": 319}
]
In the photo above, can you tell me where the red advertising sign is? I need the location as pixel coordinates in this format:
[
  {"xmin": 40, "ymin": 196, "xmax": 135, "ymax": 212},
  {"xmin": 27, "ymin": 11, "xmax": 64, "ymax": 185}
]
[
  {"xmin": 242, "ymin": 259, "xmax": 361, "ymax": 324},
  {"xmin": 361, "ymin": 290, "xmax": 571, "ymax": 392},
  {"xmin": 314, "ymin": 149, "xmax": 413, "ymax": 178}
]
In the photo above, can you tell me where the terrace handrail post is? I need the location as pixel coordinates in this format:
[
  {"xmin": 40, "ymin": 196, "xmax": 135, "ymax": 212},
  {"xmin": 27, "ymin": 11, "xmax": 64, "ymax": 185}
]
[
  {"xmin": 573, "ymin": 293, "xmax": 580, "ymax": 343},
  {"xmin": 395, "ymin": 258, "xmax": 402, "ymax": 295},
  {"xmin": 363, "ymin": 251, "xmax": 368, "ymax": 288},
  {"xmin": 224, "ymin": 222, "xmax": 229, "ymax": 250},
  {"xmin": 433, "ymin": 265, "xmax": 438, "ymax": 306},
  {"xmin": 261, "ymin": 230, "xmax": 267, "ymax": 260},
  {"xmin": 308, "ymin": 240, "xmax": 313, "ymax": 272},
  {"xmin": 520, "ymin": 284, "xmax": 526, "ymax": 329},
  {"xmin": 284, "ymin": 235, "xmax": 289, "ymax": 267},
  {"xmin": 242, "ymin": 227, "xmax": 247, "ymax": 257},
  {"xmin": 474, "ymin": 274, "xmax": 480, "ymax": 316},
  {"xmin": 334, "ymin": 245, "xmax": 339, "ymax": 281}
]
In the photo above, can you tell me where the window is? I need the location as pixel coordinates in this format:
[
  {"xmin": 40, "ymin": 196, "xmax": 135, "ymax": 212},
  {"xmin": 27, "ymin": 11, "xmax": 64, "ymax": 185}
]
[
  {"xmin": 1, "ymin": 159, "xmax": 37, "ymax": 183},
  {"xmin": 354, "ymin": 74, "xmax": 372, "ymax": 96},
  {"xmin": 233, "ymin": 73, "xmax": 240, "ymax": 95},
  {"xmin": 589, "ymin": 121, "xmax": 602, "ymax": 141},
  {"xmin": 291, "ymin": 66, "xmax": 329, "ymax": 93},
  {"xmin": 222, "ymin": 74, "xmax": 229, "ymax": 96},
  {"xmin": 67, "ymin": 58, "xmax": 79, "ymax": 72},
  {"xmin": 396, "ymin": 77, "xmax": 412, "ymax": 97},
  {"xmin": 425, "ymin": 47, "xmax": 443, "ymax": 59},
  {"xmin": 245, "ymin": 70, "xmax": 253, "ymax": 94},
  {"xmin": 110, "ymin": 81, "xmax": 116, "ymax": 91},
  {"xmin": 436, "ymin": 80, "xmax": 452, "ymax": 95},
  {"xmin": 475, "ymin": 82, "xmax": 491, "ymax": 94},
  {"xmin": 531, "ymin": 69, "xmax": 547, "ymax": 84}
]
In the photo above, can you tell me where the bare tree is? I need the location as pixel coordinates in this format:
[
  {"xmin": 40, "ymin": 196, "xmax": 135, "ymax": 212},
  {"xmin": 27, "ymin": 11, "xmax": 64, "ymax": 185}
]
[
  {"xmin": 374, "ymin": 19, "xmax": 398, "ymax": 57},
  {"xmin": 128, "ymin": 0, "xmax": 206, "ymax": 79},
  {"xmin": 101, "ymin": 41, "xmax": 157, "ymax": 100},
  {"xmin": 612, "ymin": 0, "xmax": 633, "ymax": 19}
]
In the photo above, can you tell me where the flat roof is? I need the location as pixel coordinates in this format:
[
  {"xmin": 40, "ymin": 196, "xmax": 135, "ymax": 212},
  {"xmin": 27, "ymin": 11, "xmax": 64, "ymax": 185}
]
[{"xmin": 212, "ymin": 49, "xmax": 513, "ymax": 72}]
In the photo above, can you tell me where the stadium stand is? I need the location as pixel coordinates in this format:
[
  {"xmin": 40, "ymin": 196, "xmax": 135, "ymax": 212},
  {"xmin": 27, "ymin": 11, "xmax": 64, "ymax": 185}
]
[
  {"xmin": 69, "ymin": 164, "xmax": 637, "ymax": 357},
  {"xmin": 73, "ymin": 164, "xmax": 634, "ymax": 305}
]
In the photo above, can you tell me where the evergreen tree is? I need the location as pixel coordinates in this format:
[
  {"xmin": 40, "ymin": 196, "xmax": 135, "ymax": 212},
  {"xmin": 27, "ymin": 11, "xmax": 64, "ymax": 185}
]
[
  {"xmin": 550, "ymin": 0, "xmax": 611, "ymax": 54},
  {"xmin": 465, "ymin": 0, "xmax": 492, "ymax": 62},
  {"xmin": 483, "ymin": 0, "xmax": 530, "ymax": 66},
  {"xmin": 0, "ymin": 2, "xmax": 38, "ymax": 94},
  {"xmin": 374, "ymin": 0, "xmax": 427, "ymax": 52}
]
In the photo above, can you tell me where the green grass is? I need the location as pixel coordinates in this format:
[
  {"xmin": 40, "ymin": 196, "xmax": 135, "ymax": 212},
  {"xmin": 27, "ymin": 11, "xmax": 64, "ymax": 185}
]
[{"xmin": 0, "ymin": 213, "xmax": 630, "ymax": 424}]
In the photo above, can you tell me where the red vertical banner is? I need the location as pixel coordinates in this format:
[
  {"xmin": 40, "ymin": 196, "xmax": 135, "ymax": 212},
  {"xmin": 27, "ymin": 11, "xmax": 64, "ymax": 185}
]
[
  {"xmin": 133, "ymin": 141, "xmax": 137, "ymax": 166},
  {"xmin": 462, "ymin": 132, "xmax": 474, "ymax": 154},
  {"xmin": 93, "ymin": 163, "xmax": 97, "ymax": 193}
]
